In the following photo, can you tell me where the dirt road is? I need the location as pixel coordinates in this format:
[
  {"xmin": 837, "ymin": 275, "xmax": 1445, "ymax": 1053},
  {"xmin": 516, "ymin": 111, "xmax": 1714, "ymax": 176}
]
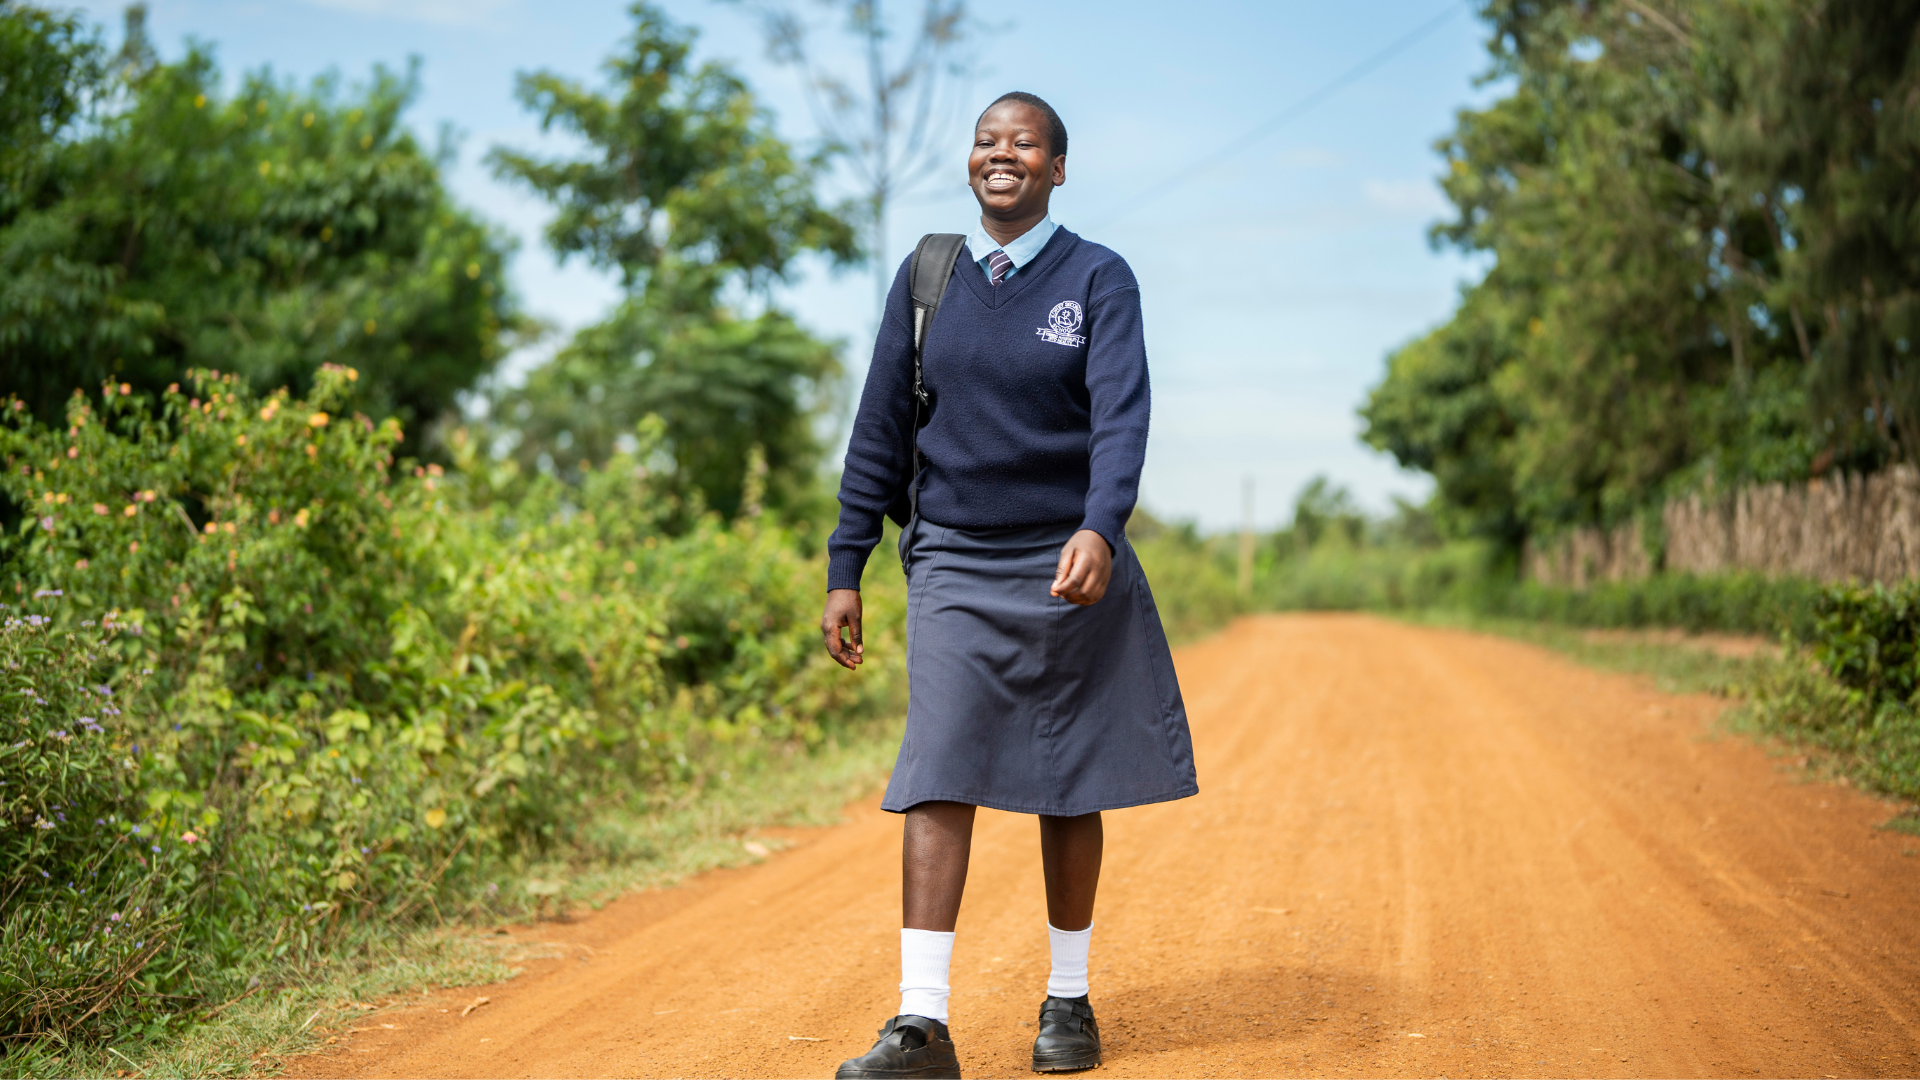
[{"xmin": 290, "ymin": 614, "xmax": 1920, "ymax": 1078}]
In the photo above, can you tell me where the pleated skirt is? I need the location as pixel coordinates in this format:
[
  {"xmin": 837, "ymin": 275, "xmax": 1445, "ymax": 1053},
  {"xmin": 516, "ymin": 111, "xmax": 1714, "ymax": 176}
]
[{"xmin": 881, "ymin": 519, "xmax": 1199, "ymax": 817}]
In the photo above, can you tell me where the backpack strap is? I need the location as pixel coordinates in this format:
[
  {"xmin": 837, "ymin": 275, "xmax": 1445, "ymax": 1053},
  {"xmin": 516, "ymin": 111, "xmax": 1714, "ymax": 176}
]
[{"xmin": 899, "ymin": 232, "xmax": 967, "ymax": 573}]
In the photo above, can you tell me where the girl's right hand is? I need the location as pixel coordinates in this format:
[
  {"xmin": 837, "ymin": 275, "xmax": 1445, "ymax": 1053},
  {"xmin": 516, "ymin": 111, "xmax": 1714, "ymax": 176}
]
[{"xmin": 822, "ymin": 588, "xmax": 864, "ymax": 669}]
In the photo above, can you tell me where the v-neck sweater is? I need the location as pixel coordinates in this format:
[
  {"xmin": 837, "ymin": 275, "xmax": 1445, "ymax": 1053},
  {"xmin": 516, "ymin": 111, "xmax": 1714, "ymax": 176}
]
[{"xmin": 828, "ymin": 227, "xmax": 1150, "ymax": 592}]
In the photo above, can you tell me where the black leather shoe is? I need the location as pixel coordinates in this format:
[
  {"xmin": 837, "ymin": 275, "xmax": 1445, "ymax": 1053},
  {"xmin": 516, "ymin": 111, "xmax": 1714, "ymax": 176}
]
[
  {"xmin": 835, "ymin": 1014, "xmax": 962, "ymax": 1079},
  {"xmin": 1031, "ymin": 995, "xmax": 1100, "ymax": 1072}
]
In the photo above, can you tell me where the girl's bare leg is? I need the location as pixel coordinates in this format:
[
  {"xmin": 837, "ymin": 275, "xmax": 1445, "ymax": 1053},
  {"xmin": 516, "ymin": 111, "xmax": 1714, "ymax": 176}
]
[
  {"xmin": 903, "ymin": 801, "xmax": 977, "ymax": 931},
  {"xmin": 1038, "ymin": 811, "xmax": 1102, "ymax": 931}
]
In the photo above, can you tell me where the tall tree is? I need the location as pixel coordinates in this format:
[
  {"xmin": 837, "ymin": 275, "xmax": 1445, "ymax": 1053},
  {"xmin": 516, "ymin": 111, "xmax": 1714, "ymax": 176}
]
[
  {"xmin": 0, "ymin": 3, "xmax": 521, "ymax": 430},
  {"xmin": 487, "ymin": 2, "xmax": 861, "ymax": 519},
  {"xmin": 1362, "ymin": 0, "xmax": 1841, "ymax": 549},
  {"xmin": 1700, "ymin": 0, "xmax": 1920, "ymax": 459}
]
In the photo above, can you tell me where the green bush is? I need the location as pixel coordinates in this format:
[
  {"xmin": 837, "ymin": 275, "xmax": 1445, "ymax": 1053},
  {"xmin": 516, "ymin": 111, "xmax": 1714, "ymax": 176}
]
[
  {"xmin": 1478, "ymin": 572, "xmax": 1826, "ymax": 639},
  {"xmin": 1802, "ymin": 581, "xmax": 1920, "ymax": 706},
  {"xmin": 1741, "ymin": 662, "xmax": 1920, "ymax": 805},
  {"xmin": 1733, "ymin": 579, "xmax": 1920, "ymax": 804},
  {"xmin": 1244, "ymin": 532, "xmax": 1821, "ymax": 640},
  {"xmin": 1127, "ymin": 518, "xmax": 1240, "ymax": 644},
  {"xmin": 1260, "ymin": 539, "xmax": 1499, "ymax": 614},
  {"xmin": 0, "ymin": 370, "xmax": 905, "ymax": 1037},
  {"xmin": 0, "ymin": 611, "xmax": 198, "ymax": 1040}
]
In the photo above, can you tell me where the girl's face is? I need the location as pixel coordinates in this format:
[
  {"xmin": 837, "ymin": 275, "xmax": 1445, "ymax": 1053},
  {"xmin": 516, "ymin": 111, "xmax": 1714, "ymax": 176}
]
[{"xmin": 969, "ymin": 101, "xmax": 1065, "ymax": 221}]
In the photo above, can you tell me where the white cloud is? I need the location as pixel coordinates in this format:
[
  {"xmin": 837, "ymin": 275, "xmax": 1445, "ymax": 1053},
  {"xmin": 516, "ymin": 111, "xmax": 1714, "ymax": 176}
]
[
  {"xmin": 1362, "ymin": 178, "xmax": 1449, "ymax": 215},
  {"xmin": 296, "ymin": 0, "xmax": 516, "ymax": 28}
]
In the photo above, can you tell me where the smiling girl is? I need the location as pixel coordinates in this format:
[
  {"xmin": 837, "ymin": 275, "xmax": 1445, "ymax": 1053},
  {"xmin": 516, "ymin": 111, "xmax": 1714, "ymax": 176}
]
[{"xmin": 823, "ymin": 91, "xmax": 1197, "ymax": 1079}]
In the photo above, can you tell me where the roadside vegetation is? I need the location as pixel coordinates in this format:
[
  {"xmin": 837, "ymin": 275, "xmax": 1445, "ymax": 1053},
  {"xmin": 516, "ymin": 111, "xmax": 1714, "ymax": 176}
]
[
  {"xmin": 7, "ymin": 0, "xmax": 1920, "ymax": 1071},
  {"xmin": 1131, "ymin": 474, "xmax": 1920, "ymax": 818},
  {"xmin": 0, "ymin": 2, "xmax": 894, "ymax": 1073}
]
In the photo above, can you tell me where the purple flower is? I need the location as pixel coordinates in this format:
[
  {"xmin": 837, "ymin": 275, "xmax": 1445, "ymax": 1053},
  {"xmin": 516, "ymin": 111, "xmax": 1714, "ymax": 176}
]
[{"xmin": 32, "ymin": 589, "xmax": 60, "ymax": 598}]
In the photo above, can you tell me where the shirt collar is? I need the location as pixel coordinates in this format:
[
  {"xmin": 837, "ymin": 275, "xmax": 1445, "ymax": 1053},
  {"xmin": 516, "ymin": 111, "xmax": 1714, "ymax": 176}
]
[{"xmin": 967, "ymin": 214, "xmax": 1058, "ymax": 275}]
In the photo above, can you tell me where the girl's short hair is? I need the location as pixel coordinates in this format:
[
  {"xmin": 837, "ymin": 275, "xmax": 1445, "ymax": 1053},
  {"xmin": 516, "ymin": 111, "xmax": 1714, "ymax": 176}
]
[{"xmin": 979, "ymin": 91, "xmax": 1068, "ymax": 159}]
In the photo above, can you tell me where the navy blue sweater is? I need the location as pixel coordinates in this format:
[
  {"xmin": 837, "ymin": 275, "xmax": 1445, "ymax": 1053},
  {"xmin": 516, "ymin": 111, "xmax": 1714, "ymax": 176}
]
[{"xmin": 827, "ymin": 227, "xmax": 1151, "ymax": 591}]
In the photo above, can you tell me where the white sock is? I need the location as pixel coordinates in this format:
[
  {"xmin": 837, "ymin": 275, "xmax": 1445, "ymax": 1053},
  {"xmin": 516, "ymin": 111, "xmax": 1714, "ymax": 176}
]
[
  {"xmin": 1046, "ymin": 922, "xmax": 1093, "ymax": 998},
  {"xmin": 898, "ymin": 928, "xmax": 955, "ymax": 1022}
]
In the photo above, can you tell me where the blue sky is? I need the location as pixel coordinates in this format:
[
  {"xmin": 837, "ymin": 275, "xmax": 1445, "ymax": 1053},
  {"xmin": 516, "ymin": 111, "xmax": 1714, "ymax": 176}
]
[{"xmin": 69, "ymin": 0, "xmax": 1499, "ymax": 530}]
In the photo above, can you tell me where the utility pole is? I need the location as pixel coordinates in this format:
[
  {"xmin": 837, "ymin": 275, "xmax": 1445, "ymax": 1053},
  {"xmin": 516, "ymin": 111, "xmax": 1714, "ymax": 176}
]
[{"xmin": 1238, "ymin": 475, "xmax": 1255, "ymax": 601}]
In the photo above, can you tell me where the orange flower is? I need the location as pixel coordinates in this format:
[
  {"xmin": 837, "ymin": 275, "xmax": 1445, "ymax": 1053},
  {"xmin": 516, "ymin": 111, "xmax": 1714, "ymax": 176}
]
[
  {"xmin": 309, "ymin": 412, "xmax": 330, "ymax": 428},
  {"xmin": 92, "ymin": 503, "xmax": 108, "ymax": 516}
]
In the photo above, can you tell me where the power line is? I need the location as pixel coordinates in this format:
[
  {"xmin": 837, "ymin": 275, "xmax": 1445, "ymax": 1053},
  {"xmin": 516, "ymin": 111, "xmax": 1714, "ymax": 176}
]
[{"xmin": 1085, "ymin": 1, "xmax": 1468, "ymax": 231}]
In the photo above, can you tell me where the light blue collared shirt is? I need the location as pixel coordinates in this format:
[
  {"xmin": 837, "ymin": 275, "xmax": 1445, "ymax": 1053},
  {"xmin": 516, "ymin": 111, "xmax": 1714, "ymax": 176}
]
[{"xmin": 967, "ymin": 214, "xmax": 1058, "ymax": 283}]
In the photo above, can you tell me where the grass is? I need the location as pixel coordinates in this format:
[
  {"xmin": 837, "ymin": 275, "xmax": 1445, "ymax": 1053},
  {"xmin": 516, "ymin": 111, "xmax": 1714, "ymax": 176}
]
[
  {"xmin": 1396, "ymin": 609, "xmax": 1771, "ymax": 696},
  {"xmin": 6, "ymin": 718, "xmax": 904, "ymax": 1079}
]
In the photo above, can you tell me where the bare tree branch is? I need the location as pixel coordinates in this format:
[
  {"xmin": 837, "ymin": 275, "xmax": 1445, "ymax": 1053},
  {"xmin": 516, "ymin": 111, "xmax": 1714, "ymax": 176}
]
[{"xmin": 725, "ymin": 0, "xmax": 988, "ymax": 315}]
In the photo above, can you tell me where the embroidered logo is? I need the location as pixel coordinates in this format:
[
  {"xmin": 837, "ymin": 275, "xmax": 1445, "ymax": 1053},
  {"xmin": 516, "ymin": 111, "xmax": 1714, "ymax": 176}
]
[{"xmin": 1036, "ymin": 300, "xmax": 1086, "ymax": 348}]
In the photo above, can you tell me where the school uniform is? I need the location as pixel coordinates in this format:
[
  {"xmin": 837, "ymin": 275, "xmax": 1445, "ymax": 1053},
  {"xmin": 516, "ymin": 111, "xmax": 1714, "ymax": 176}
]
[{"xmin": 829, "ymin": 217, "xmax": 1198, "ymax": 817}]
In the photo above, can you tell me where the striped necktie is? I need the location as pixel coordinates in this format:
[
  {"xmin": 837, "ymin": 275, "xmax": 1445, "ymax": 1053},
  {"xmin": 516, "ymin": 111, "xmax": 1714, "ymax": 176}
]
[{"xmin": 987, "ymin": 249, "xmax": 1013, "ymax": 286}]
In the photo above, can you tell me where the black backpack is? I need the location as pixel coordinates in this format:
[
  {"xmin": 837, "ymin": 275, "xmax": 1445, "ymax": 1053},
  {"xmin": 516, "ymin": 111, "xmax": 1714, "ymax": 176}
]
[{"xmin": 889, "ymin": 232, "xmax": 968, "ymax": 568}]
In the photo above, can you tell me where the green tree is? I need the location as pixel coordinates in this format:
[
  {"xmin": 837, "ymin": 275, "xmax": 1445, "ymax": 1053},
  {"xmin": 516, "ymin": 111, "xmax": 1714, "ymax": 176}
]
[
  {"xmin": 0, "ymin": 3, "xmax": 521, "ymax": 431},
  {"xmin": 1361, "ymin": 286, "xmax": 1522, "ymax": 547},
  {"xmin": 487, "ymin": 2, "xmax": 860, "ymax": 519},
  {"xmin": 1699, "ymin": 0, "xmax": 1920, "ymax": 460},
  {"xmin": 1361, "ymin": 0, "xmax": 1845, "ymax": 550}
]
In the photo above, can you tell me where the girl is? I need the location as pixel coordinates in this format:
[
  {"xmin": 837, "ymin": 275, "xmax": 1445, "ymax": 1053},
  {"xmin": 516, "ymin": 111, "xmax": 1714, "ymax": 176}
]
[{"xmin": 822, "ymin": 90, "xmax": 1196, "ymax": 1079}]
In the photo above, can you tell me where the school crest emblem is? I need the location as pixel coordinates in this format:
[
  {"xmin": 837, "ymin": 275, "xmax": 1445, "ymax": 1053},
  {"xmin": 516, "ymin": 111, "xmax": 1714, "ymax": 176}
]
[{"xmin": 1036, "ymin": 300, "xmax": 1086, "ymax": 348}]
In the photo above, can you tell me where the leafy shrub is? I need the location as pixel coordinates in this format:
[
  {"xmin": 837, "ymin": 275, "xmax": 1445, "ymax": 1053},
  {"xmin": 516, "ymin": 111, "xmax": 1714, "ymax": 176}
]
[
  {"xmin": 0, "ymin": 370, "xmax": 905, "ymax": 1033},
  {"xmin": 1126, "ymin": 517, "xmax": 1240, "ymax": 644},
  {"xmin": 0, "ymin": 608, "xmax": 198, "ymax": 1040},
  {"xmin": 1802, "ymin": 581, "xmax": 1920, "ymax": 707},
  {"xmin": 1480, "ymin": 572, "xmax": 1825, "ymax": 638},
  {"xmin": 1733, "ymin": 579, "xmax": 1920, "ymax": 804},
  {"xmin": 1740, "ymin": 658, "xmax": 1920, "ymax": 805}
]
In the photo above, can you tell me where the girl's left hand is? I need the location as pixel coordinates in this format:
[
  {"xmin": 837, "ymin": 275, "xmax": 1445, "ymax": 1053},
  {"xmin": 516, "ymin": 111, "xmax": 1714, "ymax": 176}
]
[{"xmin": 1051, "ymin": 530, "xmax": 1113, "ymax": 605}]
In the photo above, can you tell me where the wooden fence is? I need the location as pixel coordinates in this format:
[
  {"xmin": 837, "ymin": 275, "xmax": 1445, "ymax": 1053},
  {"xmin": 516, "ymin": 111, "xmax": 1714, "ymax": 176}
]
[{"xmin": 1526, "ymin": 466, "xmax": 1920, "ymax": 587}]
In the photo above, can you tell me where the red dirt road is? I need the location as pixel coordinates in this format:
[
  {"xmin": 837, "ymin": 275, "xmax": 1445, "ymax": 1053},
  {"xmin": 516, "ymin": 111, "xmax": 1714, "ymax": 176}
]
[{"xmin": 288, "ymin": 614, "xmax": 1920, "ymax": 1078}]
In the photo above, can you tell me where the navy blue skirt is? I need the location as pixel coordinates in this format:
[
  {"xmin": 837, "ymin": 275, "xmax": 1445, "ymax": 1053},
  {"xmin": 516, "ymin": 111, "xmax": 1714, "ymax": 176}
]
[{"xmin": 882, "ymin": 519, "xmax": 1199, "ymax": 816}]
